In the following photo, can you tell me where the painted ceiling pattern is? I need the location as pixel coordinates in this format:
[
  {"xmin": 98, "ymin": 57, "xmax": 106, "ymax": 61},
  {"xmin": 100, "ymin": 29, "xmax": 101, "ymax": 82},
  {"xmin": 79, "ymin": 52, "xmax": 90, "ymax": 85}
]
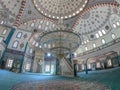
[
  {"xmin": 18, "ymin": 18, "xmax": 57, "ymax": 32},
  {"xmin": 1, "ymin": 0, "xmax": 23, "ymax": 16},
  {"xmin": 33, "ymin": 0, "xmax": 88, "ymax": 19},
  {"xmin": 73, "ymin": 4, "xmax": 111, "ymax": 34},
  {"xmin": 0, "ymin": 0, "xmax": 120, "ymax": 54}
]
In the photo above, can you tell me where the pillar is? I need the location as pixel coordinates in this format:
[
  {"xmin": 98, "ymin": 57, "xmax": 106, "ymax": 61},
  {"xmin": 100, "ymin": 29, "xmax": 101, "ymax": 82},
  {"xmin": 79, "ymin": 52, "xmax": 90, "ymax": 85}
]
[
  {"xmin": 85, "ymin": 59, "xmax": 88, "ymax": 74},
  {"xmin": 73, "ymin": 60, "xmax": 78, "ymax": 77},
  {"xmin": 19, "ymin": 42, "xmax": 28, "ymax": 73},
  {"xmin": 0, "ymin": 27, "xmax": 15, "ymax": 66}
]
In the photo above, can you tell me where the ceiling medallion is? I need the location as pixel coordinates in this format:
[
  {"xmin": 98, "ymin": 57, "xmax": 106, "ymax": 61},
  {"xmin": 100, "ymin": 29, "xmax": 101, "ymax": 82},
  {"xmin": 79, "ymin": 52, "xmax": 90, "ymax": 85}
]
[{"xmin": 33, "ymin": 0, "xmax": 88, "ymax": 19}]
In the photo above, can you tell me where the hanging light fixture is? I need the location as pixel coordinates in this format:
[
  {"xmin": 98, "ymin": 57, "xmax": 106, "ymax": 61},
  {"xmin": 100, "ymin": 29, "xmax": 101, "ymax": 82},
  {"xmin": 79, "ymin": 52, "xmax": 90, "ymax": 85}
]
[
  {"xmin": 29, "ymin": 0, "xmax": 82, "ymax": 59},
  {"xmin": 29, "ymin": 19, "xmax": 81, "ymax": 59}
]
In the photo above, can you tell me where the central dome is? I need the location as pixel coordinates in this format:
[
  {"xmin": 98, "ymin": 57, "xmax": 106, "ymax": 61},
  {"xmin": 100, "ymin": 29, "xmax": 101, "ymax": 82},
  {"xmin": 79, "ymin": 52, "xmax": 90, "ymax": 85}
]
[{"xmin": 33, "ymin": 0, "xmax": 88, "ymax": 19}]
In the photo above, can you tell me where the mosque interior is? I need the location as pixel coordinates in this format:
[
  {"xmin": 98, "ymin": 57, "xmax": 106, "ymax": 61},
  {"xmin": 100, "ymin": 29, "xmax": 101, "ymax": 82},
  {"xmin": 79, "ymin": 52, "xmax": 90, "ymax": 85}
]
[{"xmin": 0, "ymin": 0, "xmax": 120, "ymax": 90}]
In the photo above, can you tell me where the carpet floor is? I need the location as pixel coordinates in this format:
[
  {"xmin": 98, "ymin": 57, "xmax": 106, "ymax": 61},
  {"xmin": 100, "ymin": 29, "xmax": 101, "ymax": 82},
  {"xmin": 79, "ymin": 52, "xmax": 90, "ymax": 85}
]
[{"xmin": 0, "ymin": 67, "xmax": 120, "ymax": 90}]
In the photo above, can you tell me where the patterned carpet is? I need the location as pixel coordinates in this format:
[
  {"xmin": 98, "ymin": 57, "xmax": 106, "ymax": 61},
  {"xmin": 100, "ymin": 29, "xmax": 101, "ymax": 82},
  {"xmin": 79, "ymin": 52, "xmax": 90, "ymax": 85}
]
[
  {"xmin": 1, "ymin": 68, "xmax": 120, "ymax": 90},
  {"xmin": 10, "ymin": 80, "xmax": 109, "ymax": 90}
]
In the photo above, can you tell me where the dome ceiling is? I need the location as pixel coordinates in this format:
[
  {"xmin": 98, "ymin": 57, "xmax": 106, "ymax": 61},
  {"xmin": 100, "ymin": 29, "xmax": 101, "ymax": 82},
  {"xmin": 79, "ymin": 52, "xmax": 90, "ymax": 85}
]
[
  {"xmin": 0, "ymin": 0, "xmax": 120, "ymax": 54},
  {"xmin": 33, "ymin": 0, "xmax": 88, "ymax": 19},
  {"xmin": 73, "ymin": 4, "xmax": 111, "ymax": 35},
  {"xmin": 1, "ymin": 0, "xmax": 23, "ymax": 16}
]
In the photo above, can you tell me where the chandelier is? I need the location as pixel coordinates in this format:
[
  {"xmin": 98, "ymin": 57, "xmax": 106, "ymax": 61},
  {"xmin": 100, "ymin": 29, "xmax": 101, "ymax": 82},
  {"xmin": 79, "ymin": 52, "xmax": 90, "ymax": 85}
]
[{"xmin": 29, "ymin": 19, "xmax": 81, "ymax": 57}]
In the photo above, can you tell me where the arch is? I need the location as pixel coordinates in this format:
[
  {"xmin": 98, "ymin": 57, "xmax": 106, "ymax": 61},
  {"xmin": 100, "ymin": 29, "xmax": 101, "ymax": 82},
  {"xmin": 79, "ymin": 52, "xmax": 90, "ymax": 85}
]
[
  {"xmin": 12, "ymin": 40, "xmax": 19, "ymax": 48},
  {"xmin": 16, "ymin": 32, "xmax": 22, "ymax": 38}
]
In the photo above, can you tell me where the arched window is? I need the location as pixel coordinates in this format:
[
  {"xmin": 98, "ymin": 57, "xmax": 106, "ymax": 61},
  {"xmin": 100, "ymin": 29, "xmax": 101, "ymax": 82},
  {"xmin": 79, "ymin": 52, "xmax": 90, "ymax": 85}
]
[
  {"xmin": 29, "ymin": 48, "xmax": 33, "ymax": 54},
  {"xmin": 85, "ymin": 46, "xmax": 88, "ymax": 51},
  {"xmin": 0, "ymin": 37, "xmax": 3, "ymax": 43},
  {"xmin": 102, "ymin": 39, "xmax": 106, "ymax": 44},
  {"xmin": 45, "ymin": 64, "xmax": 50, "ymax": 72},
  {"xmin": 98, "ymin": 31, "xmax": 103, "ymax": 36},
  {"xmin": 96, "ymin": 33, "xmax": 100, "ymax": 38},
  {"xmin": 12, "ymin": 41, "xmax": 19, "ymax": 48},
  {"xmin": 25, "ymin": 63, "xmax": 31, "ymax": 71},
  {"xmin": 96, "ymin": 62, "xmax": 101, "ymax": 68},
  {"xmin": 82, "ymin": 64, "xmax": 85, "ymax": 70},
  {"xmin": 16, "ymin": 32, "xmax": 22, "ymax": 38},
  {"xmin": 93, "ymin": 43, "xmax": 96, "ymax": 48},
  {"xmin": 2, "ymin": 29, "xmax": 7, "ymax": 35},
  {"xmin": 7, "ymin": 59, "xmax": 14, "ymax": 68},
  {"xmin": 102, "ymin": 30, "xmax": 106, "ymax": 35},
  {"xmin": 107, "ymin": 59, "xmax": 112, "ymax": 67}
]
